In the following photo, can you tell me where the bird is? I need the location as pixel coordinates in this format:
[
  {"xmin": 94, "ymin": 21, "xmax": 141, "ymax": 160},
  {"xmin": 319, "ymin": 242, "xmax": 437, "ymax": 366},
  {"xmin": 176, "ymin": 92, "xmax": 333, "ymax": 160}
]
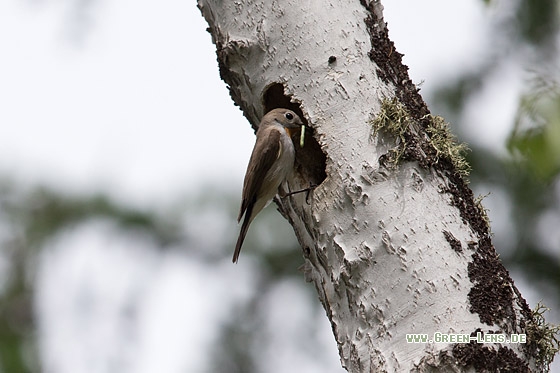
[{"xmin": 233, "ymin": 108, "xmax": 303, "ymax": 263}]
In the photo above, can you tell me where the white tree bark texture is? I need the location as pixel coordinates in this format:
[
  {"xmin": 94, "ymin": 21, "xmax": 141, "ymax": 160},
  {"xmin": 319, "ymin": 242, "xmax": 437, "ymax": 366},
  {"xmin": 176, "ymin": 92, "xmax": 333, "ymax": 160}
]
[{"xmin": 198, "ymin": 0, "xmax": 542, "ymax": 371}]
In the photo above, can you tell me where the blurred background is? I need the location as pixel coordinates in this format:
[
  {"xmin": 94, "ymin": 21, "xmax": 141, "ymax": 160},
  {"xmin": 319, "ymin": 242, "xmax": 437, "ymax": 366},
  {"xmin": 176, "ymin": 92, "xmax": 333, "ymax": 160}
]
[{"xmin": 0, "ymin": 0, "xmax": 559, "ymax": 372}]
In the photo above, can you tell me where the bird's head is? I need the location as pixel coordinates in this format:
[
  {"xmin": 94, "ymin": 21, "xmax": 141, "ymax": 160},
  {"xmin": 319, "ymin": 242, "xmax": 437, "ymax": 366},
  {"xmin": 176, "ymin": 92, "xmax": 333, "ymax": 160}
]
[{"xmin": 263, "ymin": 108, "xmax": 304, "ymax": 137}]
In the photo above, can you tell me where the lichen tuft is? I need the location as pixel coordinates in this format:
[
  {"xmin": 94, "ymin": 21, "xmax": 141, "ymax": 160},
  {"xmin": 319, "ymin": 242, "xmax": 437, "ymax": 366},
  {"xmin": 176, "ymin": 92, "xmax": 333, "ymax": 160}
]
[
  {"xmin": 526, "ymin": 303, "xmax": 560, "ymax": 372},
  {"xmin": 371, "ymin": 98, "xmax": 471, "ymax": 180}
]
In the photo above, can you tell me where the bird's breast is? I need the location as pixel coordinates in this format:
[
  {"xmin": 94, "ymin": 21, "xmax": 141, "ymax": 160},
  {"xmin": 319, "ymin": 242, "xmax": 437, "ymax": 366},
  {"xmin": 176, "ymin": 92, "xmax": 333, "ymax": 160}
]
[{"xmin": 258, "ymin": 130, "xmax": 295, "ymax": 200}]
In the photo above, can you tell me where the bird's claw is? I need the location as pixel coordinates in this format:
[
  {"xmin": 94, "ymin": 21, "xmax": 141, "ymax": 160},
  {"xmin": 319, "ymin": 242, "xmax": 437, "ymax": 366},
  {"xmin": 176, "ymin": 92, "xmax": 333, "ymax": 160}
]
[{"xmin": 283, "ymin": 182, "xmax": 317, "ymax": 204}]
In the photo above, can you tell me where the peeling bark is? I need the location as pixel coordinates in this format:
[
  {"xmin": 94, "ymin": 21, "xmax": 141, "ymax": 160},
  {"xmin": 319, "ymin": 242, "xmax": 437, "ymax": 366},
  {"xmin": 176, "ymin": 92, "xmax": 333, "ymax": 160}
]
[{"xmin": 198, "ymin": 0, "xmax": 545, "ymax": 371}]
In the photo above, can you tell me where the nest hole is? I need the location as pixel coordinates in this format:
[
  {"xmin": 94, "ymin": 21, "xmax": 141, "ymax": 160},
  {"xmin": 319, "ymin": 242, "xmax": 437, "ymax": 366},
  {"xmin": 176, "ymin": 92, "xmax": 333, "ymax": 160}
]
[{"xmin": 263, "ymin": 83, "xmax": 327, "ymax": 187}]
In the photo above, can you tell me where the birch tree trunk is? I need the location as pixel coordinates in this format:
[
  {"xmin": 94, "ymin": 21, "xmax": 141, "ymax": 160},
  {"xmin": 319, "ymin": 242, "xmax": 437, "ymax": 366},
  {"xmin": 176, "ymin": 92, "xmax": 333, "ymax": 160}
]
[{"xmin": 198, "ymin": 1, "xmax": 552, "ymax": 371}]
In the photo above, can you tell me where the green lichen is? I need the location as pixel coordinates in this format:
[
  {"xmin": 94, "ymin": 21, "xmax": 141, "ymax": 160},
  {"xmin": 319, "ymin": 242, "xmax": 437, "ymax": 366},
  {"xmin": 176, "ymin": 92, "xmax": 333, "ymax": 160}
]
[
  {"xmin": 526, "ymin": 303, "xmax": 560, "ymax": 372},
  {"xmin": 425, "ymin": 114, "xmax": 471, "ymax": 178},
  {"xmin": 371, "ymin": 98, "xmax": 471, "ymax": 179},
  {"xmin": 370, "ymin": 97, "xmax": 410, "ymax": 166},
  {"xmin": 474, "ymin": 193, "xmax": 491, "ymax": 228}
]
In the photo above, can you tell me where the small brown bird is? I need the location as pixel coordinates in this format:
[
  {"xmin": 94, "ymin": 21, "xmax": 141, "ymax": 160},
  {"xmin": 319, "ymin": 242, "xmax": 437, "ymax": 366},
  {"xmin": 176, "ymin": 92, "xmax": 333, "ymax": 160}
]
[{"xmin": 233, "ymin": 108, "xmax": 303, "ymax": 263}]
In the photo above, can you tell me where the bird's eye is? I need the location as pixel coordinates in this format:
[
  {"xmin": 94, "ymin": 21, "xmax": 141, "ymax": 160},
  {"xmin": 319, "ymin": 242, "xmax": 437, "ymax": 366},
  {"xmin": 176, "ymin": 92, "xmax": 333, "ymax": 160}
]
[{"xmin": 285, "ymin": 112, "xmax": 294, "ymax": 120}]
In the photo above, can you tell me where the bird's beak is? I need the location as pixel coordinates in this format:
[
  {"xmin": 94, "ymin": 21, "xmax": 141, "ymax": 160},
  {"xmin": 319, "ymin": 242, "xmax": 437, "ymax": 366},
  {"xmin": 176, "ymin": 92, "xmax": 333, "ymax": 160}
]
[{"xmin": 286, "ymin": 119, "xmax": 304, "ymax": 129}]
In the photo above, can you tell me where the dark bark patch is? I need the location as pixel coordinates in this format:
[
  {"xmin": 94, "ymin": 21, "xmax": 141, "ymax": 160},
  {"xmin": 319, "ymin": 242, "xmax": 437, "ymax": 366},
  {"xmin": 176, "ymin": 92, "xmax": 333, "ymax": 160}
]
[
  {"xmin": 443, "ymin": 171, "xmax": 523, "ymax": 328},
  {"xmin": 359, "ymin": 0, "xmax": 429, "ymax": 121},
  {"xmin": 467, "ymin": 238, "xmax": 516, "ymax": 326},
  {"xmin": 452, "ymin": 334, "xmax": 531, "ymax": 372},
  {"xmin": 445, "ymin": 172, "xmax": 488, "ymax": 237},
  {"xmin": 443, "ymin": 230, "xmax": 462, "ymax": 253}
]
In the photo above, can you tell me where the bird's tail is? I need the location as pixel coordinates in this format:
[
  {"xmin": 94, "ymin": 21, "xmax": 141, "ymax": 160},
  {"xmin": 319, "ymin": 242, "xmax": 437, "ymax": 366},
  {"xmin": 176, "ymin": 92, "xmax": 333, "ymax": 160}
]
[{"xmin": 233, "ymin": 208, "xmax": 252, "ymax": 263}]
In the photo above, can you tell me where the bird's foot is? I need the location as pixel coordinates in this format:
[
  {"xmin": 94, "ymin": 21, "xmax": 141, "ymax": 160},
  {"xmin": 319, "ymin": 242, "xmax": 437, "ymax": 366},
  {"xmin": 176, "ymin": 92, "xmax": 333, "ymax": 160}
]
[{"xmin": 282, "ymin": 183, "xmax": 317, "ymax": 204}]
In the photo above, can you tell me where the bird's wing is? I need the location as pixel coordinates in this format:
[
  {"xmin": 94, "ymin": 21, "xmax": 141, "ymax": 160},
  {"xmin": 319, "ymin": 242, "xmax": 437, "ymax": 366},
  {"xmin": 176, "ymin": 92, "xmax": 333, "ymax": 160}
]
[{"xmin": 237, "ymin": 127, "xmax": 282, "ymax": 222}]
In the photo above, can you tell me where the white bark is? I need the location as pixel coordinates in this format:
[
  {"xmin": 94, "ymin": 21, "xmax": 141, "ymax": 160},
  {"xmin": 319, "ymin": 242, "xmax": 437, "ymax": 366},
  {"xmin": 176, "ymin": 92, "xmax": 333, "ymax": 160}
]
[{"xmin": 198, "ymin": 0, "xmax": 539, "ymax": 371}]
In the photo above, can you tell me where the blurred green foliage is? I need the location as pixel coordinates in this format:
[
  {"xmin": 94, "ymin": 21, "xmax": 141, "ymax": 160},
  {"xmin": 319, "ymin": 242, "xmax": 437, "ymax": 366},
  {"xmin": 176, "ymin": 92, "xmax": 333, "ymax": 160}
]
[
  {"xmin": 509, "ymin": 89, "xmax": 560, "ymax": 182},
  {"xmin": 516, "ymin": 0, "xmax": 558, "ymax": 47}
]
